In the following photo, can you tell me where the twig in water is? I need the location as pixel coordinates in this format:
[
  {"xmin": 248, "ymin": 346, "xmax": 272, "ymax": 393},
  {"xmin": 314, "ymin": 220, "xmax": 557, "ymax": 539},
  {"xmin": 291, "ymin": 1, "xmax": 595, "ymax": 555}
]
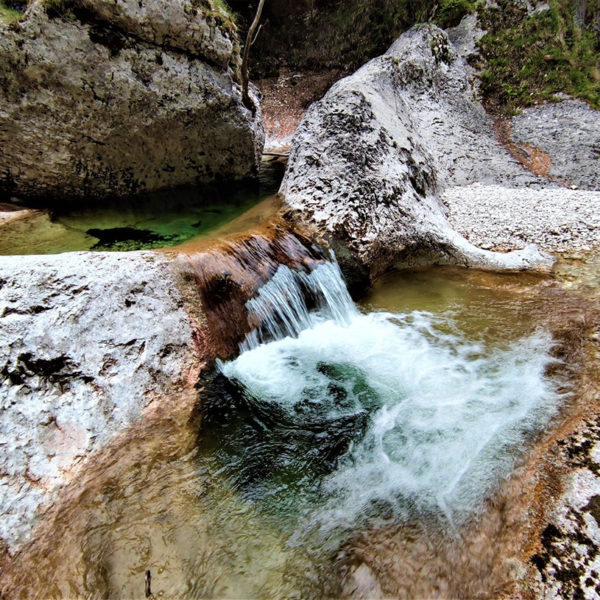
[{"xmin": 145, "ymin": 570, "xmax": 152, "ymax": 598}]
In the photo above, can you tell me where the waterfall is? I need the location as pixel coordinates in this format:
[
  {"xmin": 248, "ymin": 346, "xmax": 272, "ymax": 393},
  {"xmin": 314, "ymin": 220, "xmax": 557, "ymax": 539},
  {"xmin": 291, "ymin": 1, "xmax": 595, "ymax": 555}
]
[
  {"xmin": 216, "ymin": 257, "xmax": 563, "ymax": 536},
  {"xmin": 239, "ymin": 261, "xmax": 358, "ymax": 352}
]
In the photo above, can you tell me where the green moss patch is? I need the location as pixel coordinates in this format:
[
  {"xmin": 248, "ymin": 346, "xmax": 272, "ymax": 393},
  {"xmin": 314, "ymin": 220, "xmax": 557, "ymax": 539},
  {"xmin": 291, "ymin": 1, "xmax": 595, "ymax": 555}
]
[
  {"xmin": 433, "ymin": 0, "xmax": 478, "ymax": 28},
  {"xmin": 190, "ymin": 0, "xmax": 237, "ymax": 35},
  {"xmin": 475, "ymin": 0, "xmax": 600, "ymax": 113},
  {"xmin": 0, "ymin": 0, "xmax": 25, "ymax": 24}
]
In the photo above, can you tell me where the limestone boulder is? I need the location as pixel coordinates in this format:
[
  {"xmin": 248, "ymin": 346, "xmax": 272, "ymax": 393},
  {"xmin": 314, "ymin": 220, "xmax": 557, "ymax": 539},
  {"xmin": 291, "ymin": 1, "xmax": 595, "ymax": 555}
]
[
  {"xmin": 0, "ymin": 0, "xmax": 264, "ymax": 201},
  {"xmin": 280, "ymin": 24, "xmax": 553, "ymax": 278},
  {"xmin": 0, "ymin": 252, "xmax": 201, "ymax": 550}
]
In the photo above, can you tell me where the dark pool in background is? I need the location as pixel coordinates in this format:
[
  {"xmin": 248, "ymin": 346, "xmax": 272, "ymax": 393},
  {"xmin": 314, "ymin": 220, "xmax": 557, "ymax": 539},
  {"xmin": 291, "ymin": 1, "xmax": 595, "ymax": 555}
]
[{"xmin": 0, "ymin": 157, "xmax": 285, "ymax": 255}]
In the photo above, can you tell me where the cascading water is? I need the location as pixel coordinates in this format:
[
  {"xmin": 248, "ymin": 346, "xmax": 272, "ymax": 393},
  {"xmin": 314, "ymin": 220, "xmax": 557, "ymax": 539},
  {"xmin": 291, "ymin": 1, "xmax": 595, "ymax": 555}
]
[
  {"xmin": 4, "ymin": 255, "xmax": 587, "ymax": 599},
  {"xmin": 238, "ymin": 262, "xmax": 356, "ymax": 352},
  {"xmin": 213, "ymin": 259, "xmax": 563, "ymax": 546}
]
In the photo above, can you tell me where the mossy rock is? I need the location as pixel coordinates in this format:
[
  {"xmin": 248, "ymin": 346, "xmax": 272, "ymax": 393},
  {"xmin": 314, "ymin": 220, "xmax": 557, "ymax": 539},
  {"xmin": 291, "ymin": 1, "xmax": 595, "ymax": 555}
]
[{"xmin": 0, "ymin": 0, "xmax": 26, "ymax": 24}]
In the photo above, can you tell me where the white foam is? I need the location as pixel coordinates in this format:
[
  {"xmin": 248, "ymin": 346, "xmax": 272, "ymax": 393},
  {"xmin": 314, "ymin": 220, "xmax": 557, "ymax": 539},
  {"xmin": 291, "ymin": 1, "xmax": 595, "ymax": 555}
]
[{"xmin": 220, "ymin": 261, "xmax": 562, "ymax": 534}]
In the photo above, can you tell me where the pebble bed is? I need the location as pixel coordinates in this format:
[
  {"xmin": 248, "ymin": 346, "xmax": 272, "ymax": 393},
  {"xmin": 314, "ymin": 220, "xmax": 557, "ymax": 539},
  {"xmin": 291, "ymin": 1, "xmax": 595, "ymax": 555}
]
[{"xmin": 443, "ymin": 184, "xmax": 600, "ymax": 253}]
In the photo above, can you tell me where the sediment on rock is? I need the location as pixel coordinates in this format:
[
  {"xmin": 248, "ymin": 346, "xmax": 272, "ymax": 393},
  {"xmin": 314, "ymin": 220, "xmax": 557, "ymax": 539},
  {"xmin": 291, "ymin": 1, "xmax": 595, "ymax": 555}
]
[
  {"xmin": 511, "ymin": 100, "xmax": 600, "ymax": 192},
  {"xmin": 0, "ymin": 0, "xmax": 264, "ymax": 201},
  {"xmin": 0, "ymin": 251, "xmax": 202, "ymax": 552},
  {"xmin": 171, "ymin": 217, "xmax": 329, "ymax": 358},
  {"xmin": 280, "ymin": 24, "xmax": 555, "ymax": 279}
]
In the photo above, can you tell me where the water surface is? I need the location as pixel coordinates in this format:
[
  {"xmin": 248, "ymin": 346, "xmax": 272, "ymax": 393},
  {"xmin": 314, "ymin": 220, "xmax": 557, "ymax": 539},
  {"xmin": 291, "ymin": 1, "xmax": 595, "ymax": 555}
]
[
  {"xmin": 3, "ymin": 261, "xmax": 585, "ymax": 599},
  {"xmin": 0, "ymin": 158, "xmax": 284, "ymax": 255}
]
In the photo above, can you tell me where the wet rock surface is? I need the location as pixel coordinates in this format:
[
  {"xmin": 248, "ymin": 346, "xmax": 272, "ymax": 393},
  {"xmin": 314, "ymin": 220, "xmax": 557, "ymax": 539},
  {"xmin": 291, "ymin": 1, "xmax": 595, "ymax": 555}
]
[
  {"xmin": 0, "ymin": 251, "xmax": 200, "ymax": 550},
  {"xmin": 280, "ymin": 25, "xmax": 554, "ymax": 278},
  {"xmin": 0, "ymin": 220, "xmax": 331, "ymax": 554},
  {"xmin": 511, "ymin": 100, "xmax": 600, "ymax": 191},
  {"xmin": 530, "ymin": 418, "xmax": 600, "ymax": 600},
  {"xmin": 0, "ymin": 0, "xmax": 264, "ymax": 201}
]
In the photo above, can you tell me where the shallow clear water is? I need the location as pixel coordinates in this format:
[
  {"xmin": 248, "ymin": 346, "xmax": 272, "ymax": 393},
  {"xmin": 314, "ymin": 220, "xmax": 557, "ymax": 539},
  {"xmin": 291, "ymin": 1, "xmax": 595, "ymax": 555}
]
[
  {"xmin": 4, "ymin": 261, "xmax": 580, "ymax": 599},
  {"xmin": 0, "ymin": 158, "xmax": 284, "ymax": 255}
]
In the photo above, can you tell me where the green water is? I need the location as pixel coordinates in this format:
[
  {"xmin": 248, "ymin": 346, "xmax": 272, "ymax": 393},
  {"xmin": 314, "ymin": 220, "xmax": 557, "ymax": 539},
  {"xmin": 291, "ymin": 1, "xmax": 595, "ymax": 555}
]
[
  {"xmin": 361, "ymin": 265, "xmax": 556, "ymax": 343},
  {"xmin": 0, "ymin": 158, "xmax": 284, "ymax": 255}
]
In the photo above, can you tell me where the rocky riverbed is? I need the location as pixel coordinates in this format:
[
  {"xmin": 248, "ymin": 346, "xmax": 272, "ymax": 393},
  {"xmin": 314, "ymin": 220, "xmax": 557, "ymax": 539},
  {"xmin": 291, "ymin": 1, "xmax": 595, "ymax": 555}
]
[
  {"xmin": 443, "ymin": 185, "xmax": 600, "ymax": 253},
  {"xmin": 1, "ymin": 7, "xmax": 600, "ymax": 599}
]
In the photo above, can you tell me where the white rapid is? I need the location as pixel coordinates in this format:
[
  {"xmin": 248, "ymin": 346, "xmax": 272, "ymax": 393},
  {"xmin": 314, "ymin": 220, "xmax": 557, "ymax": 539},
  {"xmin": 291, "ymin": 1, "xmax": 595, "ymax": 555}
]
[
  {"xmin": 239, "ymin": 261, "xmax": 357, "ymax": 352},
  {"xmin": 219, "ymin": 260, "xmax": 562, "ymax": 536}
]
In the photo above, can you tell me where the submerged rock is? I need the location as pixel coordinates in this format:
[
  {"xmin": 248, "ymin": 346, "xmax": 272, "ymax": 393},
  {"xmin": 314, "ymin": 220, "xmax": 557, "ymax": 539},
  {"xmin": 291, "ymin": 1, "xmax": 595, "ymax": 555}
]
[
  {"xmin": 87, "ymin": 226, "xmax": 177, "ymax": 250},
  {"xmin": 0, "ymin": 0, "xmax": 264, "ymax": 201},
  {"xmin": 280, "ymin": 24, "xmax": 555, "ymax": 277}
]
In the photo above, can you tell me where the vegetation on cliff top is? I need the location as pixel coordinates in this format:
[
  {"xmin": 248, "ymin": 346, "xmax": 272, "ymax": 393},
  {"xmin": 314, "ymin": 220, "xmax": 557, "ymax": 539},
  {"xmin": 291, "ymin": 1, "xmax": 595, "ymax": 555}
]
[
  {"xmin": 476, "ymin": 0, "xmax": 600, "ymax": 112},
  {"xmin": 230, "ymin": 0, "xmax": 598, "ymax": 113},
  {"xmin": 0, "ymin": 0, "xmax": 25, "ymax": 24}
]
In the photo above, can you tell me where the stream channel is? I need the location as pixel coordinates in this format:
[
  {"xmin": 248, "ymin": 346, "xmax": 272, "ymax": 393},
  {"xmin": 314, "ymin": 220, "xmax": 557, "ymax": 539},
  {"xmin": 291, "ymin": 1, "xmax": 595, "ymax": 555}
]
[
  {"xmin": 3, "ymin": 162, "xmax": 599, "ymax": 598},
  {"xmin": 0, "ymin": 158, "xmax": 285, "ymax": 255}
]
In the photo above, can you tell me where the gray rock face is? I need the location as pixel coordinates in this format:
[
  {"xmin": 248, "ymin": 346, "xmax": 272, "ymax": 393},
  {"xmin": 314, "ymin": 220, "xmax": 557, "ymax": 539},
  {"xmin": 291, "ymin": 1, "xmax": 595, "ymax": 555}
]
[
  {"xmin": 75, "ymin": 0, "xmax": 236, "ymax": 68},
  {"xmin": 0, "ymin": 0, "xmax": 264, "ymax": 201},
  {"xmin": 511, "ymin": 99, "xmax": 600, "ymax": 191},
  {"xmin": 529, "ymin": 419, "xmax": 600, "ymax": 599},
  {"xmin": 384, "ymin": 27, "xmax": 544, "ymax": 188},
  {"xmin": 280, "ymin": 24, "xmax": 552, "ymax": 277},
  {"xmin": 445, "ymin": 14, "xmax": 485, "ymax": 62},
  {"xmin": 0, "ymin": 251, "xmax": 199, "ymax": 550}
]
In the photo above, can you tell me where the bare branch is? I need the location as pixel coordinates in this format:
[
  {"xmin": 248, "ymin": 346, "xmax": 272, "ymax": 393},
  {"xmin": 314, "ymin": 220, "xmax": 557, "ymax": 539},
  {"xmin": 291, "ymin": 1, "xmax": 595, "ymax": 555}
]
[
  {"xmin": 241, "ymin": 0, "xmax": 266, "ymax": 113},
  {"xmin": 251, "ymin": 22, "xmax": 264, "ymax": 47}
]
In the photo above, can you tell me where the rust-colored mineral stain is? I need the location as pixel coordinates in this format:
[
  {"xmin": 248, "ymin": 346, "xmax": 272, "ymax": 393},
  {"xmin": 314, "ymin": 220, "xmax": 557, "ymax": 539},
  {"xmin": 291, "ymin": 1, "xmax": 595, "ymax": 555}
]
[
  {"xmin": 494, "ymin": 117, "xmax": 569, "ymax": 186},
  {"xmin": 165, "ymin": 216, "xmax": 328, "ymax": 359}
]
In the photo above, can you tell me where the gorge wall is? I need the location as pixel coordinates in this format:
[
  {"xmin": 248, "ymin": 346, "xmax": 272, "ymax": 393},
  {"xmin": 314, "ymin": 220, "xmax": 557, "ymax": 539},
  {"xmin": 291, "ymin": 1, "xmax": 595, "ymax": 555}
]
[{"xmin": 0, "ymin": 0, "xmax": 264, "ymax": 201}]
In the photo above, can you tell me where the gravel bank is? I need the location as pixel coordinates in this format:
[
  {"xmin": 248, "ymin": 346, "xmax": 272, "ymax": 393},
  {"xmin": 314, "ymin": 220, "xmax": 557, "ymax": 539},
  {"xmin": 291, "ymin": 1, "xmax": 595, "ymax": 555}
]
[{"xmin": 443, "ymin": 184, "xmax": 600, "ymax": 253}]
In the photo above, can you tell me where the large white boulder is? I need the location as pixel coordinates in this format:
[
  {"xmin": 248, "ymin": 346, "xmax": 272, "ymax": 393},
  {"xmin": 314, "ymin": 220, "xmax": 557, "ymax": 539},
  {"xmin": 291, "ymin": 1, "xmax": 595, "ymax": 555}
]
[{"xmin": 280, "ymin": 24, "xmax": 554, "ymax": 277}]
